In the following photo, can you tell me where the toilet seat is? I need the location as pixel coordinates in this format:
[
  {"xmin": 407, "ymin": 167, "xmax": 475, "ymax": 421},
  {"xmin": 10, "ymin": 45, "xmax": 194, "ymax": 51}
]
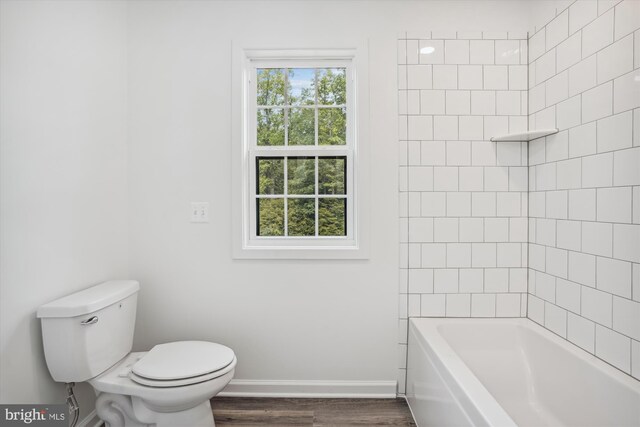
[
  {"xmin": 128, "ymin": 358, "xmax": 236, "ymax": 387},
  {"xmin": 128, "ymin": 341, "xmax": 236, "ymax": 388}
]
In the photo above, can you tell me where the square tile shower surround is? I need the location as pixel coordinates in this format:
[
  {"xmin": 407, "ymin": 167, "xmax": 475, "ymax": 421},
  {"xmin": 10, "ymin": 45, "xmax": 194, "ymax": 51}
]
[
  {"xmin": 398, "ymin": 0, "xmax": 640, "ymax": 394},
  {"xmin": 398, "ymin": 30, "xmax": 530, "ymax": 393}
]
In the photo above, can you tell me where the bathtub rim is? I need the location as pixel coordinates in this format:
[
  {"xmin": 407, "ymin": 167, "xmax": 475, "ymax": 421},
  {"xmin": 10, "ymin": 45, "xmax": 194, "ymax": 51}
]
[
  {"xmin": 408, "ymin": 317, "xmax": 640, "ymax": 426},
  {"xmin": 412, "ymin": 317, "xmax": 640, "ymax": 391}
]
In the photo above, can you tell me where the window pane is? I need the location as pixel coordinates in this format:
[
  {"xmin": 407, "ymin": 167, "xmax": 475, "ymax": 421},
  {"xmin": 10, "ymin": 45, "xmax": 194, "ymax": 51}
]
[
  {"xmin": 288, "ymin": 198, "xmax": 315, "ymax": 236},
  {"xmin": 287, "ymin": 157, "xmax": 315, "ymax": 195},
  {"xmin": 318, "ymin": 157, "xmax": 346, "ymax": 195},
  {"xmin": 288, "ymin": 108, "xmax": 315, "ymax": 146},
  {"xmin": 287, "ymin": 68, "xmax": 315, "ymax": 105},
  {"xmin": 317, "ymin": 68, "xmax": 346, "ymax": 105},
  {"xmin": 257, "ymin": 69, "xmax": 285, "ymax": 106},
  {"xmin": 257, "ymin": 198, "xmax": 284, "ymax": 236},
  {"xmin": 318, "ymin": 107, "xmax": 346, "ymax": 145},
  {"xmin": 319, "ymin": 198, "xmax": 346, "ymax": 236},
  {"xmin": 257, "ymin": 108, "xmax": 285, "ymax": 146},
  {"xmin": 256, "ymin": 157, "xmax": 284, "ymax": 195}
]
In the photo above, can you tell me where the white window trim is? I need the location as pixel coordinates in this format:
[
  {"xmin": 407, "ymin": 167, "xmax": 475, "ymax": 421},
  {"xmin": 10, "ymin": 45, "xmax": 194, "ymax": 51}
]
[{"xmin": 231, "ymin": 41, "xmax": 370, "ymax": 259}]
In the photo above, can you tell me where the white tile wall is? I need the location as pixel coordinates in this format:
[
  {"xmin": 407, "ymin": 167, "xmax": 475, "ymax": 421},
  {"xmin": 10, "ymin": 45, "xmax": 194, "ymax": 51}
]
[
  {"xmin": 399, "ymin": 5, "xmax": 640, "ymax": 392},
  {"xmin": 614, "ymin": 224, "xmax": 640, "ymax": 263},
  {"xmin": 546, "ymin": 10, "xmax": 569, "ymax": 50},
  {"xmin": 527, "ymin": 0, "xmax": 640, "ymax": 380},
  {"xmin": 557, "ymin": 33, "xmax": 581, "ymax": 72},
  {"xmin": 597, "ymin": 111, "xmax": 633, "ymax": 153},
  {"xmin": 597, "ymin": 35, "xmax": 634, "ymax": 84},
  {"xmin": 614, "ymin": 0, "xmax": 640, "ymax": 40},
  {"xmin": 569, "ymin": 122, "xmax": 597, "ymax": 157},
  {"xmin": 581, "ymin": 9, "xmax": 614, "ymax": 58},
  {"xmin": 582, "ymin": 82, "xmax": 613, "ymax": 123},
  {"xmin": 613, "ymin": 70, "xmax": 640, "ymax": 114},
  {"xmin": 399, "ymin": 31, "xmax": 529, "ymax": 393},
  {"xmin": 568, "ymin": 312, "xmax": 596, "ymax": 352},
  {"xmin": 596, "ymin": 325, "xmax": 631, "ymax": 372},
  {"xmin": 597, "ymin": 256, "xmax": 632, "ymax": 298},
  {"xmin": 568, "ymin": 56, "xmax": 597, "ymax": 96}
]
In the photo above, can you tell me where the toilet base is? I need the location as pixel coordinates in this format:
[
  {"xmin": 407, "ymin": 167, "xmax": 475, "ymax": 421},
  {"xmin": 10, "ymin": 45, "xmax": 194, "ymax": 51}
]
[{"xmin": 95, "ymin": 392, "xmax": 215, "ymax": 427}]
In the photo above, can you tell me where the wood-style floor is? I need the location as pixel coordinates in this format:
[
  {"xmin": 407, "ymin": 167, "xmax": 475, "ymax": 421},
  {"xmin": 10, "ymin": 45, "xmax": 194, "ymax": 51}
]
[{"xmin": 210, "ymin": 397, "xmax": 417, "ymax": 426}]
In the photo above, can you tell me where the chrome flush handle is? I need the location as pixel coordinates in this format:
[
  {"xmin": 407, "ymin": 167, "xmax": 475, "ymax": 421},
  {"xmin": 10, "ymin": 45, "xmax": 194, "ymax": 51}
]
[{"xmin": 80, "ymin": 316, "xmax": 98, "ymax": 325}]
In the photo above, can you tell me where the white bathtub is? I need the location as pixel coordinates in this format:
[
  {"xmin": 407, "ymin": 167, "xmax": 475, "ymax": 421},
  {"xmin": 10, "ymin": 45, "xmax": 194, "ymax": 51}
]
[{"xmin": 406, "ymin": 318, "xmax": 640, "ymax": 427}]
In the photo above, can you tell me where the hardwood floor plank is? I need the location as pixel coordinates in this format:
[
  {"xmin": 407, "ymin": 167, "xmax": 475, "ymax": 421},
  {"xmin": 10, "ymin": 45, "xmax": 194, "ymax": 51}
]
[
  {"xmin": 210, "ymin": 397, "xmax": 416, "ymax": 426},
  {"xmin": 214, "ymin": 409, "xmax": 314, "ymax": 426}
]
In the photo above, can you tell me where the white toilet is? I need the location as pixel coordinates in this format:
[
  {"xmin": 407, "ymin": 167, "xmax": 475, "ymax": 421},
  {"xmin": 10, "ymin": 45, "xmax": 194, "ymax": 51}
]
[{"xmin": 37, "ymin": 280, "xmax": 236, "ymax": 427}]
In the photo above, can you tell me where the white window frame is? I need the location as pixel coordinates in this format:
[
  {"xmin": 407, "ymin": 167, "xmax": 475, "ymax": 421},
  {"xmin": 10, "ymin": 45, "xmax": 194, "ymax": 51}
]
[{"xmin": 232, "ymin": 43, "xmax": 370, "ymax": 259}]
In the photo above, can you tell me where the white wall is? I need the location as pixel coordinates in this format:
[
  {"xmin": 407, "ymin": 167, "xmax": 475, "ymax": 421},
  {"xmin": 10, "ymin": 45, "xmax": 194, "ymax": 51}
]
[
  {"xmin": 525, "ymin": 0, "xmax": 640, "ymax": 379},
  {"xmin": 0, "ymin": 0, "xmax": 535, "ymax": 418},
  {"xmin": 126, "ymin": 0, "xmax": 531, "ymax": 394},
  {"xmin": 0, "ymin": 0, "xmax": 128, "ymax": 417}
]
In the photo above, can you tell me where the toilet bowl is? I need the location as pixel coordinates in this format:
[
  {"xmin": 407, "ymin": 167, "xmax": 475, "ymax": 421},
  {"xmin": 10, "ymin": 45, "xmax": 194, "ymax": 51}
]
[
  {"xmin": 91, "ymin": 347, "xmax": 236, "ymax": 426},
  {"xmin": 37, "ymin": 280, "xmax": 235, "ymax": 427}
]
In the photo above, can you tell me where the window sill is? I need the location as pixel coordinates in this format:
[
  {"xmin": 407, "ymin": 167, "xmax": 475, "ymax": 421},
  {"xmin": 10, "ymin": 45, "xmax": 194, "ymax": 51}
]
[{"xmin": 232, "ymin": 244, "xmax": 369, "ymax": 260}]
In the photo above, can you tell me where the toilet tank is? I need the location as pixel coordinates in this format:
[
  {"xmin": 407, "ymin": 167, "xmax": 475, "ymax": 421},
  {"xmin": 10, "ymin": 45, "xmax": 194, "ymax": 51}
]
[{"xmin": 37, "ymin": 280, "xmax": 139, "ymax": 383}]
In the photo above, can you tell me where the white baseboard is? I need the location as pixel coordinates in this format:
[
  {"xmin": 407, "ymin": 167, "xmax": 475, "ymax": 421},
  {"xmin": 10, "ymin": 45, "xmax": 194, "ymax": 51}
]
[
  {"xmin": 218, "ymin": 380, "xmax": 397, "ymax": 398},
  {"xmin": 76, "ymin": 409, "xmax": 103, "ymax": 427}
]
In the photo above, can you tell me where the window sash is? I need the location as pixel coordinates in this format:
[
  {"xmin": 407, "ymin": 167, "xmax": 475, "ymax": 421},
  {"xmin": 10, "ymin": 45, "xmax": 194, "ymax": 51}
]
[
  {"xmin": 249, "ymin": 151, "xmax": 353, "ymax": 240},
  {"xmin": 247, "ymin": 58, "xmax": 355, "ymax": 244},
  {"xmin": 249, "ymin": 60, "xmax": 354, "ymax": 150}
]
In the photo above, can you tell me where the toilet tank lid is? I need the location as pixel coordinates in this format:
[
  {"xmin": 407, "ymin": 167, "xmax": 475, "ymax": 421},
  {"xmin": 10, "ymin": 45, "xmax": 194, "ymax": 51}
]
[{"xmin": 37, "ymin": 280, "xmax": 140, "ymax": 318}]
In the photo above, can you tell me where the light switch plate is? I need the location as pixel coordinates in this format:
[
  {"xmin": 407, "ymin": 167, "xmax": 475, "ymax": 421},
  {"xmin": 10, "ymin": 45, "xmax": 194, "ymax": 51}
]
[{"xmin": 190, "ymin": 202, "xmax": 209, "ymax": 223}]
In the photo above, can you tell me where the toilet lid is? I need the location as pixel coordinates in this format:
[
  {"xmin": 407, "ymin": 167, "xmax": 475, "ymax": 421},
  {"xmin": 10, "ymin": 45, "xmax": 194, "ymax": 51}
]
[{"xmin": 131, "ymin": 341, "xmax": 235, "ymax": 381}]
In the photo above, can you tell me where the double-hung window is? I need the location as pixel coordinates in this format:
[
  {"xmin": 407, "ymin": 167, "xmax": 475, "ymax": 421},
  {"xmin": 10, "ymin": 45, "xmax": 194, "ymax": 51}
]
[{"xmin": 233, "ymin": 47, "xmax": 369, "ymax": 259}]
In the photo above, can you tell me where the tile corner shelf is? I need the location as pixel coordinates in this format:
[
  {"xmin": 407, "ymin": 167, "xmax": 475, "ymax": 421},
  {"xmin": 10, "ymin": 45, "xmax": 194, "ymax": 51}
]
[{"xmin": 490, "ymin": 129, "xmax": 559, "ymax": 142}]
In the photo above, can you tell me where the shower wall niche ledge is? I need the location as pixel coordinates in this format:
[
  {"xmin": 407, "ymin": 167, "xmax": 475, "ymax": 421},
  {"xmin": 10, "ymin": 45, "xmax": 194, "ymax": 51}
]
[{"xmin": 490, "ymin": 128, "xmax": 559, "ymax": 142}]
